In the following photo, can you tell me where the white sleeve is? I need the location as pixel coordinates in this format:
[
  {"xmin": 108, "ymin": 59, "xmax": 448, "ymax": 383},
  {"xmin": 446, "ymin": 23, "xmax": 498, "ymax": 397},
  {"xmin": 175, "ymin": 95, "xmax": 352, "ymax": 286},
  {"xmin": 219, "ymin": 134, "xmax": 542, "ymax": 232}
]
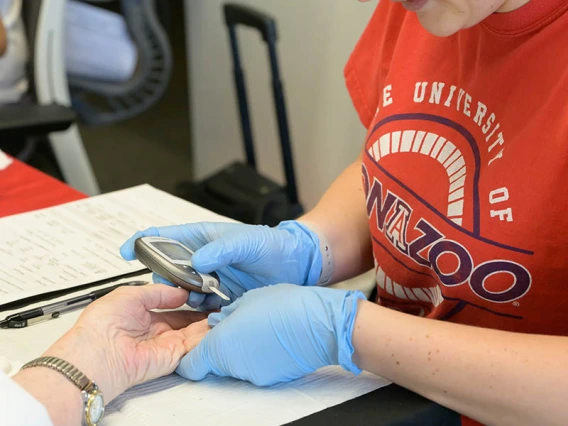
[{"xmin": 0, "ymin": 370, "xmax": 53, "ymax": 426}]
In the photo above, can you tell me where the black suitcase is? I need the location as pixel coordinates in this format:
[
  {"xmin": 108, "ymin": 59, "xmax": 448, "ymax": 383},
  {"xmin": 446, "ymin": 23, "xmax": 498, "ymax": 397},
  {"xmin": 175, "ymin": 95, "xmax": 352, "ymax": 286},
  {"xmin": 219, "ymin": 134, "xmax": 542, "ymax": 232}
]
[{"xmin": 176, "ymin": 3, "xmax": 303, "ymax": 227}]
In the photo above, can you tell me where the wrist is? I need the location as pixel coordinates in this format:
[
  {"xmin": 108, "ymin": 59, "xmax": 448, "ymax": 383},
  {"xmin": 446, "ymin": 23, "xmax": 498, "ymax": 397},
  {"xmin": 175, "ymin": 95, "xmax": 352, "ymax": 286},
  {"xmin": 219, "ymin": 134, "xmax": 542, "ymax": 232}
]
[
  {"xmin": 42, "ymin": 326, "xmax": 124, "ymax": 402},
  {"xmin": 334, "ymin": 290, "xmax": 366, "ymax": 375},
  {"xmin": 279, "ymin": 220, "xmax": 335, "ymax": 286},
  {"xmin": 14, "ymin": 365, "xmax": 84, "ymax": 426}
]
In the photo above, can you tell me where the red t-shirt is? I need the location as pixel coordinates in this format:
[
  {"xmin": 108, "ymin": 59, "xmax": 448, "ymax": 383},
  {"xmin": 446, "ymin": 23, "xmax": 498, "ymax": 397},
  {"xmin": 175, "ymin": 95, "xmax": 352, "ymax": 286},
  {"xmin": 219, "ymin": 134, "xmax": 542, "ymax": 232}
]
[{"xmin": 344, "ymin": 1, "xmax": 568, "ymax": 423}]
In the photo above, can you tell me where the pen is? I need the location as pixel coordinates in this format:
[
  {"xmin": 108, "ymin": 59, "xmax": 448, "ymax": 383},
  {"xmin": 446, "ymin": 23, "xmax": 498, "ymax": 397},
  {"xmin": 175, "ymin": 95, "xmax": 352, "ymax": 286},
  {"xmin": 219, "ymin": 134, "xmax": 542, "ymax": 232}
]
[{"xmin": 0, "ymin": 281, "xmax": 148, "ymax": 329}]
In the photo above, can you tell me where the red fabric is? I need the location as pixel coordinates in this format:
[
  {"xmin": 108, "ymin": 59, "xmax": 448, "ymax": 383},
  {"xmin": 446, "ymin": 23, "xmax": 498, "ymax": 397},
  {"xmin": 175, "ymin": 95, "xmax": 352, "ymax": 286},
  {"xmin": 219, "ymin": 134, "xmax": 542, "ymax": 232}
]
[
  {"xmin": 344, "ymin": 1, "xmax": 568, "ymax": 425},
  {"xmin": 483, "ymin": 0, "xmax": 568, "ymax": 35},
  {"xmin": 0, "ymin": 157, "xmax": 86, "ymax": 218}
]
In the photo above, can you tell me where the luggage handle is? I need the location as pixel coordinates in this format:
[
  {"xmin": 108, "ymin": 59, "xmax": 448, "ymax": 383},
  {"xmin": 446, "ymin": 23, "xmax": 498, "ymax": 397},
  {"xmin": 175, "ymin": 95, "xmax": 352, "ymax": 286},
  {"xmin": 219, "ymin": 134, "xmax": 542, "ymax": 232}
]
[
  {"xmin": 223, "ymin": 3, "xmax": 300, "ymax": 206},
  {"xmin": 224, "ymin": 3, "xmax": 277, "ymax": 43}
]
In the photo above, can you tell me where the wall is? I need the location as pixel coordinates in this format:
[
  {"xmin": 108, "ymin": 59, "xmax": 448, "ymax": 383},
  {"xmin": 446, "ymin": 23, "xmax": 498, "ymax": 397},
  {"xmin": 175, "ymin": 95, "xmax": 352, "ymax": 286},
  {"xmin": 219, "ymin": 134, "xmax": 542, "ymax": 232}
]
[{"xmin": 184, "ymin": 0, "xmax": 376, "ymax": 209}]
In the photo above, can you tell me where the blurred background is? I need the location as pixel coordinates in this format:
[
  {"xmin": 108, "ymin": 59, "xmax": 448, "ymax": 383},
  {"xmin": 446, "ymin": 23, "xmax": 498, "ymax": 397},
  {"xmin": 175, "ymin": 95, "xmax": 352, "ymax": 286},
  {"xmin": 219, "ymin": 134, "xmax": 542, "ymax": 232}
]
[
  {"xmin": 0, "ymin": 0, "xmax": 375, "ymax": 213},
  {"xmin": 77, "ymin": 1, "xmax": 192, "ymax": 195}
]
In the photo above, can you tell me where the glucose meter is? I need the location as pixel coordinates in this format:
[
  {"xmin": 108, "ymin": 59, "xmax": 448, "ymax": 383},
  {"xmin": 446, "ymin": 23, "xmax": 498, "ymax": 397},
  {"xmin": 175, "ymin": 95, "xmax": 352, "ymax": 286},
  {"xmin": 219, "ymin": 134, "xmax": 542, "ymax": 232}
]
[{"xmin": 134, "ymin": 236, "xmax": 229, "ymax": 300}]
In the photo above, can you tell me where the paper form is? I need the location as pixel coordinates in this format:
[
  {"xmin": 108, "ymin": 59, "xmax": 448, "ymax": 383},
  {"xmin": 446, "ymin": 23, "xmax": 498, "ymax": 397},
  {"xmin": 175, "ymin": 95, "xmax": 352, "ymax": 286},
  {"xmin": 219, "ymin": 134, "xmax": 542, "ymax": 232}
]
[
  {"xmin": 101, "ymin": 367, "xmax": 391, "ymax": 426},
  {"xmin": 0, "ymin": 275, "xmax": 391, "ymax": 426},
  {"xmin": 0, "ymin": 185, "xmax": 233, "ymax": 306}
]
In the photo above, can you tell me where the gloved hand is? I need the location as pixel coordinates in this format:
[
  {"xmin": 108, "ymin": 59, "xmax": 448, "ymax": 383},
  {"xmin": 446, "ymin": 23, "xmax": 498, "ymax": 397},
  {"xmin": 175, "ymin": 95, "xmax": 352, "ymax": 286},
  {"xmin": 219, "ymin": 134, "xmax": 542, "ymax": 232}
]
[
  {"xmin": 176, "ymin": 284, "xmax": 365, "ymax": 386},
  {"xmin": 119, "ymin": 221, "xmax": 323, "ymax": 311}
]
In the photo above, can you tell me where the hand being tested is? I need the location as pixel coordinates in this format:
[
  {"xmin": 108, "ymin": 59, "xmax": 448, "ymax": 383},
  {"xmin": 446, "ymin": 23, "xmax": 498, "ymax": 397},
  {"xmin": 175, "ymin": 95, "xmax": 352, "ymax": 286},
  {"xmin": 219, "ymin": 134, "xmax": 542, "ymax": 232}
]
[
  {"xmin": 36, "ymin": 284, "xmax": 209, "ymax": 402},
  {"xmin": 176, "ymin": 284, "xmax": 365, "ymax": 386},
  {"xmin": 120, "ymin": 221, "xmax": 324, "ymax": 311}
]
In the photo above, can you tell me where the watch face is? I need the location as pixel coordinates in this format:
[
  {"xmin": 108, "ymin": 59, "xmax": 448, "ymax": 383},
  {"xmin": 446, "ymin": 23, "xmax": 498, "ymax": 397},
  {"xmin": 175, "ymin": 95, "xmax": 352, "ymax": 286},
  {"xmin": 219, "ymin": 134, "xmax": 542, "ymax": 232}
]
[{"xmin": 88, "ymin": 392, "xmax": 104, "ymax": 424}]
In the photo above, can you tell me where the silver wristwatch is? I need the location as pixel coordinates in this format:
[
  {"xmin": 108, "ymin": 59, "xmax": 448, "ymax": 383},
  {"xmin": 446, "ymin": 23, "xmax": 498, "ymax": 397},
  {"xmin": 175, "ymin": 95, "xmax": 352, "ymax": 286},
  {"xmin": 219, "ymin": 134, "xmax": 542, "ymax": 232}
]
[{"xmin": 21, "ymin": 356, "xmax": 105, "ymax": 426}]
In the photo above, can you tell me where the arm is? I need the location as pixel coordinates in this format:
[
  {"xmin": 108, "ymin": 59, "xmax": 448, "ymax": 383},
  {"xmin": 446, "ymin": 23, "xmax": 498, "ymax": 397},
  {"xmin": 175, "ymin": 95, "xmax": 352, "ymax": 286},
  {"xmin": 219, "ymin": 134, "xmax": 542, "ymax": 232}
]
[
  {"xmin": 299, "ymin": 152, "xmax": 373, "ymax": 284},
  {"xmin": 10, "ymin": 285, "xmax": 208, "ymax": 426},
  {"xmin": 120, "ymin": 152, "xmax": 373, "ymax": 311},
  {"xmin": 352, "ymin": 301, "xmax": 568, "ymax": 426},
  {"xmin": 13, "ymin": 350, "xmax": 87, "ymax": 426},
  {"xmin": 179, "ymin": 284, "xmax": 567, "ymax": 425}
]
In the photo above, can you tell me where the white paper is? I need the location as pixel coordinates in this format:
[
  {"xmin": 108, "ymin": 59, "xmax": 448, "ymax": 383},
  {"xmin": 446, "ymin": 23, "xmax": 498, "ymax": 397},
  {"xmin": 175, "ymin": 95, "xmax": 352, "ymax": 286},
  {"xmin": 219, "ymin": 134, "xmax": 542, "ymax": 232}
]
[
  {"xmin": 0, "ymin": 149, "xmax": 12, "ymax": 170},
  {"xmin": 0, "ymin": 184, "xmax": 391, "ymax": 424},
  {"xmin": 101, "ymin": 367, "xmax": 390, "ymax": 426},
  {"xmin": 0, "ymin": 185, "xmax": 233, "ymax": 306},
  {"xmin": 0, "ymin": 313, "xmax": 390, "ymax": 426},
  {"xmin": 0, "ymin": 275, "xmax": 391, "ymax": 426}
]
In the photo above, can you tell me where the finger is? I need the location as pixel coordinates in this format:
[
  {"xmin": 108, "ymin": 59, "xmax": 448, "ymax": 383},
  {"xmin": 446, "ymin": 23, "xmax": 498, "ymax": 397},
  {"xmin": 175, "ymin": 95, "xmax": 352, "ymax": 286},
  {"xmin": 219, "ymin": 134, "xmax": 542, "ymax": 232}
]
[
  {"xmin": 152, "ymin": 274, "xmax": 203, "ymax": 311},
  {"xmin": 188, "ymin": 291, "xmax": 207, "ymax": 308},
  {"xmin": 199, "ymin": 294, "xmax": 223, "ymax": 312},
  {"xmin": 207, "ymin": 298, "xmax": 241, "ymax": 327},
  {"xmin": 183, "ymin": 222, "xmax": 246, "ymax": 243},
  {"xmin": 119, "ymin": 228, "xmax": 160, "ymax": 260},
  {"xmin": 181, "ymin": 319, "xmax": 211, "ymax": 351},
  {"xmin": 191, "ymin": 235, "xmax": 251, "ymax": 273},
  {"xmin": 176, "ymin": 339, "xmax": 211, "ymax": 381},
  {"xmin": 149, "ymin": 310, "xmax": 208, "ymax": 331},
  {"xmin": 132, "ymin": 284, "xmax": 190, "ymax": 311}
]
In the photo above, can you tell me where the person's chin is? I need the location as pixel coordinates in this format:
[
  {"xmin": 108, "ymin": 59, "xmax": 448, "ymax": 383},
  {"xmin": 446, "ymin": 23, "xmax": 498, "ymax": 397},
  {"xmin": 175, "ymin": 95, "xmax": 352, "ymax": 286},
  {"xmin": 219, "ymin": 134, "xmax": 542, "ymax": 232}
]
[{"xmin": 417, "ymin": 13, "xmax": 464, "ymax": 37}]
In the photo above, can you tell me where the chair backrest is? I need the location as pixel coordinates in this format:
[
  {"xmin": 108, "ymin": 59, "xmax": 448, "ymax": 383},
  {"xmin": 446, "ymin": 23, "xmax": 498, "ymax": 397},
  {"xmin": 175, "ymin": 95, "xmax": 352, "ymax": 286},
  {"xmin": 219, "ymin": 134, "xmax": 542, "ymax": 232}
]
[
  {"xmin": 21, "ymin": 0, "xmax": 40, "ymax": 100},
  {"xmin": 19, "ymin": 0, "xmax": 101, "ymax": 195},
  {"xmin": 67, "ymin": 0, "xmax": 173, "ymax": 126}
]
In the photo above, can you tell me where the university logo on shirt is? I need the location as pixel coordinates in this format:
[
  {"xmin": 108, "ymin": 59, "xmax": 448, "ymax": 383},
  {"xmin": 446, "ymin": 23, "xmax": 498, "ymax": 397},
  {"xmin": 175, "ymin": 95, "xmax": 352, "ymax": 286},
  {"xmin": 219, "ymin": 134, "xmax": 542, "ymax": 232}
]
[{"xmin": 363, "ymin": 81, "xmax": 534, "ymax": 320}]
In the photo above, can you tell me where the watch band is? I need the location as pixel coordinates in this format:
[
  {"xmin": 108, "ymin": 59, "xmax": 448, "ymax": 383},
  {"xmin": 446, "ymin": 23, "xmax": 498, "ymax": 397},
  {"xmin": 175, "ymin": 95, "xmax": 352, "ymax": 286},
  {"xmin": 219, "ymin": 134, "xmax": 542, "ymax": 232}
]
[
  {"xmin": 21, "ymin": 356, "xmax": 92, "ymax": 390},
  {"xmin": 21, "ymin": 356, "xmax": 104, "ymax": 426}
]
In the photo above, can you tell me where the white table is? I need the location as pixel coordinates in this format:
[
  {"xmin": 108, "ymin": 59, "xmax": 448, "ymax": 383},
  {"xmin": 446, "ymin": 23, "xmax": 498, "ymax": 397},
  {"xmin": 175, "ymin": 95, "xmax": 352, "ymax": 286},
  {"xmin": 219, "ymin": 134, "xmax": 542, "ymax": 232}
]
[{"xmin": 1, "ymin": 268, "xmax": 385, "ymax": 426}]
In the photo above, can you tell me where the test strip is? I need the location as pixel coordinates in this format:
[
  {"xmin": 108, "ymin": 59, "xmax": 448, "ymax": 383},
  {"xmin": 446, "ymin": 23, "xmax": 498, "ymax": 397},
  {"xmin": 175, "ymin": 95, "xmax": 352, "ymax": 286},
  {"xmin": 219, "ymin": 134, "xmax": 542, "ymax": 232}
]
[{"xmin": 209, "ymin": 287, "xmax": 230, "ymax": 301}]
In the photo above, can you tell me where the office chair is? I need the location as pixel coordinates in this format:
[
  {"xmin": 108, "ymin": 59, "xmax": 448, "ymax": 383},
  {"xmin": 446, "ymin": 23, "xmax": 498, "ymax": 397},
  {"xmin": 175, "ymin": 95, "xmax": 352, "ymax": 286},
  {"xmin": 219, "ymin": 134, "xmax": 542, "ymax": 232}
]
[
  {"xmin": 67, "ymin": 0, "xmax": 173, "ymax": 126},
  {"xmin": 19, "ymin": 0, "xmax": 101, "ymax": 195},
  {"xmin": 0, "ymin": 103, "xmax": 75, "ymax": 139},
  {"xmin": 1, "ymin": 0, "xmax": 170, "ymax": 194}
]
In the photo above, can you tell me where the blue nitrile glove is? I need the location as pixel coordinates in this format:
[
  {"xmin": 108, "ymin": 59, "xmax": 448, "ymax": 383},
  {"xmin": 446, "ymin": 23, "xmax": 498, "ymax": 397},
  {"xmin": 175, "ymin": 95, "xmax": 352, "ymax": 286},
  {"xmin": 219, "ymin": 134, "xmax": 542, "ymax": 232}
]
[
  {"xmin": 176, "ymin": 284, "xmax": 365, "ymax": 386},
  {"xmin": 119, "ymin": 221, "xmax": 323, "ymax": 311}
]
